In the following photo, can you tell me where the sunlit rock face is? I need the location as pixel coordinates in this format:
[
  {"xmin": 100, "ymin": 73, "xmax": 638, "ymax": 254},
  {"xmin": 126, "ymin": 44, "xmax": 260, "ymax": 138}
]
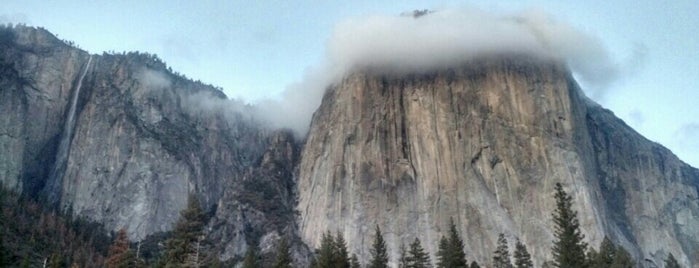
[{"xmin": 296, "ymin": 56, "xmax": 699, "ymax": 267}]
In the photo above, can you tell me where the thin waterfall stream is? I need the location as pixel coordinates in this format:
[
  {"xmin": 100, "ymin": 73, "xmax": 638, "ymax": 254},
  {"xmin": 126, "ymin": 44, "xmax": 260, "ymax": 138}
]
[{"xmin": 46, "ymin": 55, "xmax": 92, "ymax": 205}]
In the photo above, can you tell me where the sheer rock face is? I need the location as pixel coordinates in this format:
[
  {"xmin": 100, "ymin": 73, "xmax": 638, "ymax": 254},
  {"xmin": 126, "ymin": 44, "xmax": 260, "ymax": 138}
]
[
  {"xmin": 296, "ymin": 58, "xmax": 699, "ymax": 266},
  {"xmin": 0, "ymin": 27, "xmax": 303, "ymax": 262}
]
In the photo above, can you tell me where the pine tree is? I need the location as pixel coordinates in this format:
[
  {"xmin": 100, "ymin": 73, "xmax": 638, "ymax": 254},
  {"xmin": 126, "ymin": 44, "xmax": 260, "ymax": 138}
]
[
  {"xmin": 333, "ymin": 231, "xmax": 350, "ymax": 268},
  {"xmin": 399, "ymin": 243, "xmax": 409, "ymax": 268},
  {"xmin": 436, "ymin": 236, "xmax": 449, "ymax": 268},
  {"xmin": 350, "ymin": 253, "xmax": 362, "ymax": 268},
  {"xmin": 163, "ymin": 195, "xmax": 207, "ymax": 267},
  {"xmin": 105, "ymin": 229, "xmax": 135, "ymax": 268},
  {"xmin": 368, "ymin": 225, "xmax": 389, "ymax": 268},
  {"xmin": 407, "ymin": 238, "xmax": 431, "ymax": 268},
  {"xmin": 609, "ymin": 245, "xmax": 633, "ymax": 268},
  {"xmin": 242, "ymin": 245, "xmax": 260, "ymax": 268},
  {"xmin": 589, "ymin": 236, "xmax": 614, "ymax": 267},
  {"xmin": 588, "ymin": 236, "xmax": 635, "ymax": 268},
  {"xmin": 469, "ymin": 261, "xmax": 481, "ymax": 268},
  {"xmin": 315, "ymin": 231, "xmax": 335, "ymax": 268},
  {"xmin": 493, "ymin": 233, "xmax": 512, "ymax": 268},
  {"xmin": 551, "ymin": 183, "xmax": 588, "ymax": 268},
  {"xmin": 513, "ymin": 239, "xmax": 533, "ymax": 268},
  {"xmin": 447, "ymin": 218, "xmax": 468, "ymax": 268},
  {"xmin": 274, "ymin": 237, "xmax": 293, "ymax": 268},
  {"xmin": 664, "ymin": 253, "xmax": 680, "ymax": 268}
]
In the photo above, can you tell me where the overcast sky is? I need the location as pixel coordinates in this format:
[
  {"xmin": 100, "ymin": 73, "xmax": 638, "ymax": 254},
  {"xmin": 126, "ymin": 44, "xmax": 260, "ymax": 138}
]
[{"xmin": 3, "ymin": 0, "xmax": 698, "ymax": 167}]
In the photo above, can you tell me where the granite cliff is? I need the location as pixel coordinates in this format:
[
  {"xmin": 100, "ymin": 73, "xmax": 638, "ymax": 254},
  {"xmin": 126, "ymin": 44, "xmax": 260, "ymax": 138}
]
[
  {"xmin": 1, "ymin": 25, "xmax": 698, "ymax": 267},
  {"xmin": 0, "ymin": 25, "xmax": 307, "ymax": 265},
  {"xmin": 297, "ymin": 57, "xmax": 699, "ymax": 267}
]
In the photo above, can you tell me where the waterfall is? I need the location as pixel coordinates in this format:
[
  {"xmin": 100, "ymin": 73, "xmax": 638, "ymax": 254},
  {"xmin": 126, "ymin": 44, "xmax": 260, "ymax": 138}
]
[{"xmin": 46, "ymin": 55, "xmax": 92, "ymax": 206}]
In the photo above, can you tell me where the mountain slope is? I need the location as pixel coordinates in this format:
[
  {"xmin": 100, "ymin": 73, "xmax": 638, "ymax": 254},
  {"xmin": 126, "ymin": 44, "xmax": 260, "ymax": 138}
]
[
  {"xmin": 0, "ymin": 25, "xmax": 306, "ymax": 264},
  {"xmin": 296, "ymin": 56, "xmax": 699, "ymax": 266}
]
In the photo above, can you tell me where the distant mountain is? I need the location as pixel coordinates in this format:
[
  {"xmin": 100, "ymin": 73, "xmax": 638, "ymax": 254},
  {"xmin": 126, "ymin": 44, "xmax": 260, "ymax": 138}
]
[{"xmin": 1, "ymin": 25, "xmax": 697, "ymax": 267}]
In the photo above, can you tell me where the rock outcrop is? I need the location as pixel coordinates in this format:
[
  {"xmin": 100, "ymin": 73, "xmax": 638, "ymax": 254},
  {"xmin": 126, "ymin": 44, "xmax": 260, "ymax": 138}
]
[
  {"xmin": 296, "ymin": 57, "xmax": 699, "ymax": 267},
  {"xmin": 0, "ymin": 25, "xmax": 304, "ymax": 264}
]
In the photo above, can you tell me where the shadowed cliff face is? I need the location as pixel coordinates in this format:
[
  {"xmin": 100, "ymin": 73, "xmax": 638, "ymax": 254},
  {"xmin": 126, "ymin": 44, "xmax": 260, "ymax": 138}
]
[
  {"xmin": 296, "ymin": 57, "xmax": 699, "ymax": 266},
  {"xmin": 0, "ymin": 26, "xmax": 305, "ymax": 264}
]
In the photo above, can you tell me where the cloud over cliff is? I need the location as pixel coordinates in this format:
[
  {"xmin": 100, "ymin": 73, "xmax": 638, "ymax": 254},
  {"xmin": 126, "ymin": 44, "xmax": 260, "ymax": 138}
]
[{"xmin": 259, "ymin": 7, "xmax": 620, "ymax": 136}]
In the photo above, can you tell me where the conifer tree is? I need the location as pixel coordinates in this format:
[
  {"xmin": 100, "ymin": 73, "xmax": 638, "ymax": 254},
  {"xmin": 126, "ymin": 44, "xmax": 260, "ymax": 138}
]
[
  {"xmin": 369, "ymin": 225, "xmax": 389, "ymax": 268},
  {"xmin": 399, "ymin": 243, "xmax": 409, "ymax": 268},
  {"xmin": 589, "ymin": 236, "xmax": 635, "ymax": 268},
  {"xmin": 105, "ymin": 229, "xmax": 135, "ymax": 268},
  {"xmin": 513, "ymin": 239, "xmax": 533, "ymax": 268},
  {"xmin": 493, "ymin": 233, "xmax": 513, "ymax": 268},
  {"xmin": 447, "ymin": 218, "xmax": 468, "ymax": 268},
  {"xmin": 274, "ymin": 237, "xmax": 293, "ymax": 268},
  {"xmin": 436, "ymin": 236, "xmax": 449, "ymax": 268},
  {"xmin": 589, "ymin": 236, "xmax": 614, "ymax": 267},
  {"xmin": 334, "ymin": 231, "xmax": 351, "ymax": 268},
  {"xmin": 551, "ymin": 183, "xmax": 588, "ymax": 268},
  {"xmin": 610, "ymin": 245, "xmax": 633, "ymax": 268},
  {"xmin": 315, "ymin": 231, "xmax": 335, "ymax": 268},
  {"xmin": 163, "ymin": 195, "xmax": 207, "ymax": 267},
  {"xmin": 470, "ymin": 261, "xmax": 481, "ymax": 268},
  {"xmin": 350, "ymin": 253, "xmax": 361, "ymax": 268},
  {"xmin": 664, "ymin": 253, "xmax": 680, "ymax": 268},
  {"xmin": 407, "ymin": 238, "xmax": 431, "ymax": 268},
  {"xmin": 242, "ymin": 244, "xmax": 260, "ymax": 268}
]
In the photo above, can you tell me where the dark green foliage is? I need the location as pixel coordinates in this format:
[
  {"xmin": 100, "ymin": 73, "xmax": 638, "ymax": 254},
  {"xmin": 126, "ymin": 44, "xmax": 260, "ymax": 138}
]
[
  {"xmin": 610, "ymin": 246, "xmax": 633, "ymax": 268},
  {"xmin": 333, "ymin": 231, "xmax": 350, "ymax": 268},
  {"xmin": 448, "ymin": 219, "xmax": 468, "ymax": 267},
  {"xmin": 551, "ymin": 183, "xmax": 588, "ymax": 268},
  {"xmin": 436, "ymin": 236, "xmax": 449, "ymax": 268},
  {"xmin": 399, "ymin": 243, "xmax": 409, "ymax": 268},
  {"xmin": 588, "ymin": 236, "xmax": 634, "ymax": 268},
  {"xmin": 437, "ymin": 219, "xmax": 468, "ymax": 268},
  {"xmin": 369, "ymin": 225, "xmax": 389, "ymax": 268},
  {"xmin": 242, "ymin": 245, "xmax": 260, "ymax": 268},
  {"xmin": 274, "ymin": 237, "xmax": 293, "ymax": 268},
  {"xmin": 163, "ymin": 195, "xmax": 207, "ymax": 267},
  {"xmin": 350, "ymin": 253, "xmax": 361, "ymax": 268},
  {"xmin": 407, "ymin": 238, "xmax": 431, "ymax": 268},
  {"xmin": 48, "ymin": 252, "xmax": 64, "ymax": 268},
  {"xmin": 493, "ymin": 233, "xmax": 512, "ymax": 268},
  {"xmin": 314, "ymin": 231, "xmax": 336, "ymax": 268},
  {"xmin": 0, "ymin": 228, "xmax": 6, "ymax": 267},
  {"xmin": 0, "ymin": 186, "xmax": 107, "ymax": 267},
  {"xmin": 513, "ymin": 239, "xmax": 533, "ymax": 268},
  {"xmin": 470, "ymin": 261, "xmax": 481, "ymax": 268},
  {"xmin": 665, "ymin": 253, "xmax": 680, "ymax": 268}
]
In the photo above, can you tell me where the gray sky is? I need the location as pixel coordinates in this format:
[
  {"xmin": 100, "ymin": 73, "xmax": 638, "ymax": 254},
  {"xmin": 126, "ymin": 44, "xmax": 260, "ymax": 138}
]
[{"xmin": 3, "ymin": 0, "xmax": 698, "ymax": 167}]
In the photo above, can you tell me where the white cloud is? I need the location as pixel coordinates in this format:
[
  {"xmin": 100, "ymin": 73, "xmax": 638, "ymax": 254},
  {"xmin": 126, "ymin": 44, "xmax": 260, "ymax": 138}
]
[{"xmin": 255, "ymin": 7, "xmax": 621, "ymax": 136}]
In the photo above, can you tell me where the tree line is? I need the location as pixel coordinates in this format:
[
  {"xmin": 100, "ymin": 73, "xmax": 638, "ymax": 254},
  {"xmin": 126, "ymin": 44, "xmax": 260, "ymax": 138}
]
[
  {"xmin": 254, "ymin": 183, "xmax": 684, "ymax": 268},
  {"xmin": 1, "ymin": 183, "xmax": 686, "ymax": 267}
]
